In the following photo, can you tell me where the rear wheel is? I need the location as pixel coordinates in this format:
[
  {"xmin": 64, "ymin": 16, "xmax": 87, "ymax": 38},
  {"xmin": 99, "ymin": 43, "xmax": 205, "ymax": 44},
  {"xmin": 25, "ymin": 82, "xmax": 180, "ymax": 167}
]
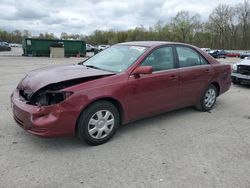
[
  {"xmin": 77, "ymin": 100, "xmax": 120, "ymax": 145},
  {"xmin": 196, "ymin": 84, "xmax": 217, "ymax": 111}
]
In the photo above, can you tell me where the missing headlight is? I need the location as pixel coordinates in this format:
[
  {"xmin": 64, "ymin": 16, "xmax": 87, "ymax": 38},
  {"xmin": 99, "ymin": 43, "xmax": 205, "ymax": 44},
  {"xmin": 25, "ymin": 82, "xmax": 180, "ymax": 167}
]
[{"xmin": 32, "ymin": 91, "xmax": 73, "ymax": 106}]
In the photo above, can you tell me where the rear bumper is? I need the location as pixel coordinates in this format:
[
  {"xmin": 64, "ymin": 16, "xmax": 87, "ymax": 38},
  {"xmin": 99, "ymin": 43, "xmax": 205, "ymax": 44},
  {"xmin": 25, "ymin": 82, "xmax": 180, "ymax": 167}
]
[{"xmin": 11, "ymin": 89, "xmax": 77, "ymax": 137}]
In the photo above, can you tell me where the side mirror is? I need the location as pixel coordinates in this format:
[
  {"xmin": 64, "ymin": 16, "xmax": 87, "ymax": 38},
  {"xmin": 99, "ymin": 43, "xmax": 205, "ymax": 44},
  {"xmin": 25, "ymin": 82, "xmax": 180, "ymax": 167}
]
[{"xmin": 132, "ymin": 66, "xmax": 153, "ymax": 75}]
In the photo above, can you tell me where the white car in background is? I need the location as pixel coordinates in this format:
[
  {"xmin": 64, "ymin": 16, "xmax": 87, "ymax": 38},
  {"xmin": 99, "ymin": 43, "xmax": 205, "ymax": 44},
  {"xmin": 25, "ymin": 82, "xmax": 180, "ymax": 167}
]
[
  {"xmin": 9, "ymin": 43, "xmax": 22, "ymax": 47},
  {"xmin": 86, "ymin": 43, "xmax": 97, "ymax": 52},
  {"xmin": 201, "ymin": 48, "xmax": 211, "ymax": 53},
  {"xmin": 98, "ymin": 44, "xmax": 110, "ymax": 51},
  {"xmin": 231, "ymin": 57, "xmax": 250, "ymax": 85}
]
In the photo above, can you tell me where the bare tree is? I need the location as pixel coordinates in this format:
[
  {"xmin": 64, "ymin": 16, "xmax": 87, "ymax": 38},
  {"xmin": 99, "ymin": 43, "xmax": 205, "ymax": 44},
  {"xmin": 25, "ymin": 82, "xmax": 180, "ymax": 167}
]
[
  {"xmin": 236, "ymin": 0, "xmax": 250, "ymax": 48},
  {"xmin": 170, "ymin": 11, "xmax": 201, "ymax": 43},
  {"xmin": 60, "ymin": 32, "xmax": 69, "ymax": 39},
  {"xmin": 22, "ymin": 30, "xmax": 31, "ymax": 39},
  {"xmin": 208, "ymin": 4, "xmax": 233, "ymax": 49},
  {"xmin": 227, "ymin": 7, "xmax": 239, "ymax": 49}
]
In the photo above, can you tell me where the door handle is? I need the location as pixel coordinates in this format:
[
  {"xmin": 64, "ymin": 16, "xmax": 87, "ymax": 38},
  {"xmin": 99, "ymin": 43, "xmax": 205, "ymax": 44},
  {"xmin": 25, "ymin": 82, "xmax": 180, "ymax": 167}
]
[
  {"xmin": 169, "ymin": 75, "xmax": 178, "ymax": 80},
  {"xmin": 204, "ymin": 69, "xmax": 211, "ymax": 73}
]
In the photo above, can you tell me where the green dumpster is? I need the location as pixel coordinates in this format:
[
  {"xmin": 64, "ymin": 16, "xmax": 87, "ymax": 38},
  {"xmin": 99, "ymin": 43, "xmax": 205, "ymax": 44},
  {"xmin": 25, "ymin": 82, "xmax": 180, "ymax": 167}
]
[{"xmin": 22, "ymin": 38, "xmax": 86, "ymax": 57}]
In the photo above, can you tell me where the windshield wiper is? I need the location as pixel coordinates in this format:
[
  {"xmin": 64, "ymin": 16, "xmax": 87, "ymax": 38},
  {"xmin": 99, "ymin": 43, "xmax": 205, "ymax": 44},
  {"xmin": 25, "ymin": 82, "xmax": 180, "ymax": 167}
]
[
  {"xmin": 84, "ymin": 65, "xmax": 101, "ymax": 70},
  {"xmin": 84, "ymin": 64, "xmax": 118, "ymax": 73}
]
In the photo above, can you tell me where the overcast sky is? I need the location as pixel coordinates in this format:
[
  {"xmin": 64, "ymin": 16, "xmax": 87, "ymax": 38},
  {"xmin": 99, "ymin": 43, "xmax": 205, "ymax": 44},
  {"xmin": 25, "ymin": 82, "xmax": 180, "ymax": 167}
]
[{"xmin": 0, "ymin": 0, "xmax": 241, "ymax": 36}]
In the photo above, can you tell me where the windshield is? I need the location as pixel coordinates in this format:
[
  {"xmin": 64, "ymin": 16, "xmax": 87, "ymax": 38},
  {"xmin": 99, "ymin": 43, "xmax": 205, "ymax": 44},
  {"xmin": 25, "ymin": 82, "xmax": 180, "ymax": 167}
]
[{"xmin": 84, "ymin": 45, "xmax": 148, "ymax": 72}]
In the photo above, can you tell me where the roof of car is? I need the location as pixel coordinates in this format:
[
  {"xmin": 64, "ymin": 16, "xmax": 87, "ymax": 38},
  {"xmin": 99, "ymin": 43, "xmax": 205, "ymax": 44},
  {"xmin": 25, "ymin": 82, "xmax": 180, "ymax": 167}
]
[{"xmin": 117, "ymin": 41, "xmax": 180, "ymax": 47}]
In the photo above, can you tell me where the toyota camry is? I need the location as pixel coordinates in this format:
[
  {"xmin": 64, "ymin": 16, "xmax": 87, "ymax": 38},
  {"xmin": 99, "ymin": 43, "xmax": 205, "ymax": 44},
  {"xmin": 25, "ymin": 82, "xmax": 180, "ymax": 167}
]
[{"xmin": 11, "ymin": 41, "xmax": 231, "ymax": 145}]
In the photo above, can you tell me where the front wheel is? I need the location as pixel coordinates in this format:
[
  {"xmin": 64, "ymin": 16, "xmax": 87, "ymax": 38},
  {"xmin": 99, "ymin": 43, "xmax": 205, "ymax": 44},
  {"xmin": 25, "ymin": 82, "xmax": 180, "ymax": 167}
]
[
  {"xmin": 77, "ymin": 100, "xmax": 120, "ymax": 145},
  {"xmin": 196, "ymin": 84, "xmax": 217, "ymax": 111}
]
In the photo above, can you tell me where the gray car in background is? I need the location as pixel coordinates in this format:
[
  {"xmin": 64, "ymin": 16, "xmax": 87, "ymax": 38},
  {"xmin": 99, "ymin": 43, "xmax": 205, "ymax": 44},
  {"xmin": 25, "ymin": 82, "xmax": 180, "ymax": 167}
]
[{"xmin": 0, "ymin": 41, "xmax": 11, "ymax": 51}]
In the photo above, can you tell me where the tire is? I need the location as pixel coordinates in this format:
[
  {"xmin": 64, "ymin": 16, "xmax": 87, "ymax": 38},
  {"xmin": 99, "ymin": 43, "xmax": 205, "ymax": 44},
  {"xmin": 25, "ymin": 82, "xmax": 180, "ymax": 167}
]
[
  {"xmin": 77, "ymin": 100, "xmax": 120, "ymax": 145},
  {"xmin": 232, "ymin": 77, "xmax": 241, "ymax": 85},
  {"xmin": 196, "ymin": 84, "xmax": 217, "ymax": 111},
  {"xmin": 232, "ymin": 77, "xmax": 239, "ymax": 84},
  {"xmin": 232, "ymin": 80, "xmax": 238, "ymax": 84}
]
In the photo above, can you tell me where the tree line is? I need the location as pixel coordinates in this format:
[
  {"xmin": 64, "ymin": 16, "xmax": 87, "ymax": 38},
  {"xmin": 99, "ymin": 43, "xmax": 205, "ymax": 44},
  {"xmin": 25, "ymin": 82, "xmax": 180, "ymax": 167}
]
[{"xmin": 0, "ymin": 1, "xmax": 249, "ymax": 50}]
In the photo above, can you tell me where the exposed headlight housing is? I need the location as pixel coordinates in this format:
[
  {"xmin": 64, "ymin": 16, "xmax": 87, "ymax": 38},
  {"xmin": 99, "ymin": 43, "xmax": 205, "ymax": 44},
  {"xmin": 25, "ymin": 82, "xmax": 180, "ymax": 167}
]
[{"xmin": 33, "ymin": 91, "xmax": 73, "ymax": 106}]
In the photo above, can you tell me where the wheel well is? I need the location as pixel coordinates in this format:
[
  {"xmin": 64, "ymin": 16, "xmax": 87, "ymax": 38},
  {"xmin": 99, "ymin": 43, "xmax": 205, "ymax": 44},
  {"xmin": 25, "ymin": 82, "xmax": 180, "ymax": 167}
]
[
  {"xmin": 75, "ymin": 97, "xmax": 124, "ymax": 133},
  {"xmin": 101, "ymin": 98, "xmax": 124, "ymax": 122},
  {"xmin": 211, "ymin": 82, "xmax": 220, "ymax": 96}
]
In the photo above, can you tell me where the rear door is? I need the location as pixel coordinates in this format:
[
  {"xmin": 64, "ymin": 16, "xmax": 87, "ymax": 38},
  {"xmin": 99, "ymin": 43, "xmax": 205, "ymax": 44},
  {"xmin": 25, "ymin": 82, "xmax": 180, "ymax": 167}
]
[
  {"xmin": 175, "ymin": 46, "xmax": 213, "ymax": 107},
  {"xmin": 127, "ymin": 46, "xmax": 179, "ymax": 121}
]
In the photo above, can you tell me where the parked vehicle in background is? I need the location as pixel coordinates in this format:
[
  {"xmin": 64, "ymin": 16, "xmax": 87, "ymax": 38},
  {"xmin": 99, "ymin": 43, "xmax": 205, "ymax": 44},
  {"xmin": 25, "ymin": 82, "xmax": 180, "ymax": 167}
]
[
  {"xmin": 209, "ymin": 50, "xmax": 226, "ymax": 58},
  {"xmin": 9, "ymin": 43, "xmax": 22, "ymax": 47},
  {"xmin": 11, "ymin": 41, "xmax": 231, "ymax": 145},
  {"xmin": 98, "ymin": 44, "xmax": 110, "ymax": 51},
  {"xmin": 0, "ymin": 41, "xmax": 11, "ymax": 51},
  {"xmin": 231, "ymin": 57, "xmax": 250, "ymax": 84},
  {"xmin": 201, "ymin": 48, "xmax": 211, "ymax": 53},
  {"xmin": 240, "ymin": 51, "xmax": 250, "ymax": 59},
  {"xmin": 86, "ymin": 43, "xmax": 97, "ymax": 52},
  {"xmin": 225, "ymin": 51, "xmax": 240, "ymax": 58}
]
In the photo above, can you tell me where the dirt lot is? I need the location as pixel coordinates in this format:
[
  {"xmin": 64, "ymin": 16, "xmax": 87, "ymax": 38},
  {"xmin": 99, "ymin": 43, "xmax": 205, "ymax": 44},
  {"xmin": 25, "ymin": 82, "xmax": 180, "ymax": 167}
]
[{"xmin": 0, "ymin": 48, "xmax": 250, "ymax": 188}]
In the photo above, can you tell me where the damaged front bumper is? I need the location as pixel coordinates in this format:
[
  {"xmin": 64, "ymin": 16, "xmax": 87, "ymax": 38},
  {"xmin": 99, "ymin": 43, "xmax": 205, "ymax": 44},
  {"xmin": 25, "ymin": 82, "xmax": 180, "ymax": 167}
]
[{"xmin": 11, "ymin": 89, "xmax": 77, "ymax": 137}]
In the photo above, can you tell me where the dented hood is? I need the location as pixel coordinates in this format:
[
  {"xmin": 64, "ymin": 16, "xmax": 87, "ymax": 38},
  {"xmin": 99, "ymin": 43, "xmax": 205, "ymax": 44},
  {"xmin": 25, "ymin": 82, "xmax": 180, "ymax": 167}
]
[{"xmin": 18, "ymin": 65, "xmax": 114, "ymax": 92}]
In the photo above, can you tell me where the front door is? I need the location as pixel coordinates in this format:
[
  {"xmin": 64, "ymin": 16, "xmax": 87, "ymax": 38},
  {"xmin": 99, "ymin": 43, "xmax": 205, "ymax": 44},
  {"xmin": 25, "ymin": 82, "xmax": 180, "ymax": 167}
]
[{"xmin": 127, "ymin": 46, "xmax": 179, "ymax": 121}]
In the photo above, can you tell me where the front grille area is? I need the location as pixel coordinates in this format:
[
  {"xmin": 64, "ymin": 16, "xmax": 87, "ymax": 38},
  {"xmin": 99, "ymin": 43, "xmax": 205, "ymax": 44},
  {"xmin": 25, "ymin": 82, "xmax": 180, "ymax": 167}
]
[
  {"xmin": 19, "ymin": 90, "xmax": 32, "ymax": 101},
  {"xmin": 238, "ymin": 65, "xmax": 250, "ymax": 75}
]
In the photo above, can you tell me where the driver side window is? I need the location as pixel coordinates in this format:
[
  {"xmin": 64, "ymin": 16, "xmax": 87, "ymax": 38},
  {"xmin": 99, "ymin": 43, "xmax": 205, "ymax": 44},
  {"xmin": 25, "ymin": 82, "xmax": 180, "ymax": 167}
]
[{"xmin": 141, "ymin": 47, "xmax": 174, "ymax": 72}]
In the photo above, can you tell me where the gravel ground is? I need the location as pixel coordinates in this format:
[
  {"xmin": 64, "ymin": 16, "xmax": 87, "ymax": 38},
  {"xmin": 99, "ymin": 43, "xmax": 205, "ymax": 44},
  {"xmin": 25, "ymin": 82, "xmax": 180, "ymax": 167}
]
[{"xmin": 0, "ymin": 48, "xmax": 250, "ymax": 188}]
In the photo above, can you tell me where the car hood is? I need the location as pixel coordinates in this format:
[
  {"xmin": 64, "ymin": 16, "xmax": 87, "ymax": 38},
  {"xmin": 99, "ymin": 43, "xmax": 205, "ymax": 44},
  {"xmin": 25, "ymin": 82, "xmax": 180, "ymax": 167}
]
[
  {"xmin": 18, "ymin": 64, "xmax": 114, "ymax": 92},
  {"xmin": 236, "ymin": 59, "xmax": 250, "ymax": 66}
]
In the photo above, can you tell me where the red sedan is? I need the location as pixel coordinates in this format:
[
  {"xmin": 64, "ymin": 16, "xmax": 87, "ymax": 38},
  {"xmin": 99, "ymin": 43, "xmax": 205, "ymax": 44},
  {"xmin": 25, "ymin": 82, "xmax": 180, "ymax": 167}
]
[
  {"xmin": 226, "ymin": 52, "xmax": 240, "ymax": 58},
  {"xmin": 11, "ymin": 41, "xmax": 231, "ymax": 145}
]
